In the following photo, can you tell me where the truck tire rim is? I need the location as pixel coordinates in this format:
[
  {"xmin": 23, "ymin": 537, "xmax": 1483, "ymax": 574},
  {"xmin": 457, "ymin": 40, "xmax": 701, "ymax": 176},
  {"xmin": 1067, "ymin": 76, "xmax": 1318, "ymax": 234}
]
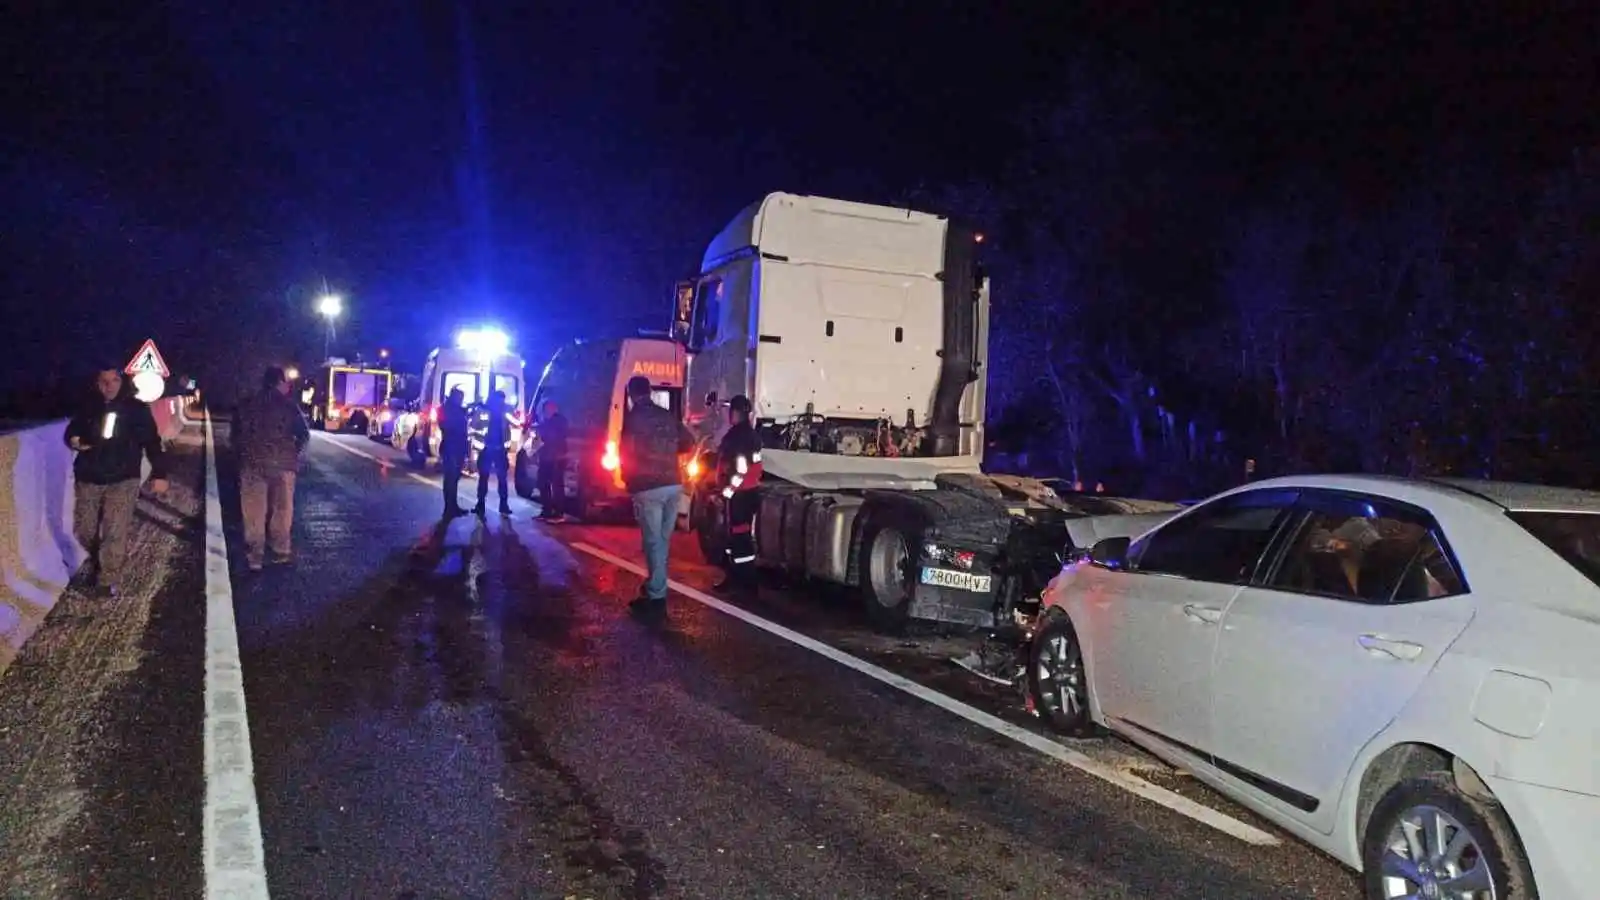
[
  {"xmin": 1378, "ymin": 804, "xmax": 1496, "ymax": 900},
  {"xmin": 868, "ymin": 530, "xmax": 909, "ymax": 608},
  {"xmin": 1037, "ymin": 632, "xmax": 1084, "ymax": 721}
]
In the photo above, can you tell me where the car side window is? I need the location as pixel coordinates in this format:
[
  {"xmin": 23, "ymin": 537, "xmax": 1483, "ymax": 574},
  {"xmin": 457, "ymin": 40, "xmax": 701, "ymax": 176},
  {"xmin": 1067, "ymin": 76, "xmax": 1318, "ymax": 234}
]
[
  {"xmin": 1266, "ymin": 499, "xmax": 1466, "ymax": 604},
  {"xmin": 1131, "ymin": 491, "xmax": 1298, "ymax": 585}
]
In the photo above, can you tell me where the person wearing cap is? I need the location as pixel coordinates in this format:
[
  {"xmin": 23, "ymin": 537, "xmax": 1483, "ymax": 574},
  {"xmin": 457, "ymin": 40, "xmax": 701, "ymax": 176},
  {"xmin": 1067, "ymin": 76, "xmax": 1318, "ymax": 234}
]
[
  {"xmin": 234, "ymin": 366, "xmax": 310, "ymax": 571},
  {"xmin": 713, "ymin": 394, "xmax": 763, "ymax": 591},
  {"xmin": 437, "ymin": 386, "xmax": 470, "ymax": 517},
  {"xmin": 619, "ymin": 375, "xmax": 695, "ymax": 615},
  {"xmin": 64, "ymin": 366, "xmax": 168, "ymax": 597}
]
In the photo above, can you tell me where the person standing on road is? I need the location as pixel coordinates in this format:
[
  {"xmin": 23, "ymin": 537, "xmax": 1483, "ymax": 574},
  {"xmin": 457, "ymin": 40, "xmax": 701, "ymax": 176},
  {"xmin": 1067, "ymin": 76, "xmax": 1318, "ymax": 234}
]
[
  {"xmin": 713, "ymin": 394, "xmax": 763, "ymax": 592},
  {"xmin": 234, "ymin": 366, "xmax": 309, "ymax": 572},
  {"xmin": 619, "ymin": 375, "xmax": 694, "ymax": 616},
  {"xmin": 65, "ymin": 367, "xmax": 168, "ymax": 597},
  {"xmin": 438, "ymin": 387, "xmax": 469, "ymax": 517},
  {"xmin": 473, "ymin": 389, "xmax": 514, "ymax": 518},
  {"xmin": 535, "ymin": 399, "xmax": 570, "ymax": 522}
]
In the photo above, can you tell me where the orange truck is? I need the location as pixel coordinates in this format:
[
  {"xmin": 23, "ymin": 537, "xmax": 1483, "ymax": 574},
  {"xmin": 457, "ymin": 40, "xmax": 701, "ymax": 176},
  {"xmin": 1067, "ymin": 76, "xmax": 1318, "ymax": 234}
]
[{"xmin": 308, "ymin": 360, "xmax": 394, "ymax": 434}]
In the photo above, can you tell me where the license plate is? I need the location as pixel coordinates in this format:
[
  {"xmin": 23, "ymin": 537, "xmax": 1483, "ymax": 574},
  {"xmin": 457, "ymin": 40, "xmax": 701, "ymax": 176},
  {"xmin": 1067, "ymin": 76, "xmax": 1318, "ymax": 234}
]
[{"xmin": 920, "ymin": 566, "xmax": 993, "ymax": 593}]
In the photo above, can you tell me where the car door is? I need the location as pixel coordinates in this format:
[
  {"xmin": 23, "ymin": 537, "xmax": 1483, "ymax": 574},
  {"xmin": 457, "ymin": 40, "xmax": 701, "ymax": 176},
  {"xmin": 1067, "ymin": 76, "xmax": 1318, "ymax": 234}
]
[
  {"xmin": 1208, "ymin": 491, "xmax": 1475, "ymax": 834},
  {"xmin": 1093, "ymin": 488, "xmax": 1300, "ymax": 758}
]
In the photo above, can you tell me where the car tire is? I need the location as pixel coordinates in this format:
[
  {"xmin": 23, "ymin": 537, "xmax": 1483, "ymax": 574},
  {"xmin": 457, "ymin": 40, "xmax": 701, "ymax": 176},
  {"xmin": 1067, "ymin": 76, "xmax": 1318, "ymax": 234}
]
[
  {"xmin": 1361, "ymin": 772, "xmax": 1536, "ymax": 900},
  {"xmin": 1026, "ymin": 611, "xmax": 1098, "ymax": 737},
  {"xmin": 514, "ymin": 451, "xmax": 536, "ymax": 500},
  {"xmin": 858, "ymin": 504, "xmax": 928, "ymax": 632}
]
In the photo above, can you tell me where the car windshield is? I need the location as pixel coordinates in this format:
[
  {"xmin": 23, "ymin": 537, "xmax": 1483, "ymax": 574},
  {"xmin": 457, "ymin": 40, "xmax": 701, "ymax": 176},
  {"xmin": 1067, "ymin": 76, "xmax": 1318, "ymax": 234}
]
[{"xmin": 1507, "ymin": 511, "xmax": 1600, "ymax": 588}]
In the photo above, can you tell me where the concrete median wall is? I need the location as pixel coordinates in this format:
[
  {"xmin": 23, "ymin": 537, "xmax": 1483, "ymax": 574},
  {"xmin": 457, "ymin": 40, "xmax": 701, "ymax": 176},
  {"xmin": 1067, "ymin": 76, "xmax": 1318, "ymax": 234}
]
[
  {"xmin": 0, "ymin": 396, "xmax": 190, "ymax": 675},
  {"xmin": 0, "ymin": 420, "xmax": 83, "ymax": 675}
]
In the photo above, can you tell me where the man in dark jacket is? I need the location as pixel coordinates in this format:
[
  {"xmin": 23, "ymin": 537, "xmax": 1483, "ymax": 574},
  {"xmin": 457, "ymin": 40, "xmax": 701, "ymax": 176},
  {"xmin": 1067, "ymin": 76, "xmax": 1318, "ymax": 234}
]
[
  {"xmin": 473, "ymin": 389, "xmax": 514, "ymax": 518},
  {"xmin": 234, "ymin": 366, "xmax": 310, "ymax": 571},
  {"xmin": 619, "ymin": 376, "xmax": 695, "ymax": 615},
  {"xmin": 535, "ymin": 399, "xmax": 569, "ymax": 522},
  {"xmin": 65, "ymin": 367, "xmax": 167, "ymax": 596},
  {"xmin": 438, "ymin": 387, "xmax": 469, "ymax": 517},
  {"xmin": 714, "ymin": 394, "xmax": 763, "ymax": 591}
]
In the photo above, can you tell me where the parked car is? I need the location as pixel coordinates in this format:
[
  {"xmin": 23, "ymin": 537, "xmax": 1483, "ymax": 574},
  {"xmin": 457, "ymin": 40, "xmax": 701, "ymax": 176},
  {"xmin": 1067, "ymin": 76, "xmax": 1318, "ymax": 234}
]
[
  {"xmin": 367, "ymin": 396, "xmax": 410, "ymax": 444},
  {"xmin": 1029, "ymin": 474, "xmax": 1600, "ymax": 899}
]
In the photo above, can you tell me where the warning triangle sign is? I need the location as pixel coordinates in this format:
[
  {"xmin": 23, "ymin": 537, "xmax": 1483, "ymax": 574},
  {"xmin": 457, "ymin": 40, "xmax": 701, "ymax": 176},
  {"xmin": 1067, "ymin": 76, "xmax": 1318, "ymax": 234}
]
[{"xmin": 124, "ymin": 339, "xmax": 170, "ymax": 378}]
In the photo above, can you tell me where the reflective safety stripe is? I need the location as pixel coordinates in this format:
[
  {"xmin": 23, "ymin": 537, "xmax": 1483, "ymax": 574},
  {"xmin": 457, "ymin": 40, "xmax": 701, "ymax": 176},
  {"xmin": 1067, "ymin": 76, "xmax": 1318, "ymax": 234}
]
[
  {"xmin": 736, "ymin": 455, "xmax": 749, "ymax": 474},
  {"xmin": 730, "ymin": 473, "xmax": 744, "ymax": 489},
  {"xmin": 751, "ymin": 451, "xmax": 762, "ymax": 462},
  {"xmin": 721, "ymin": 487, "xmax": 734, "ymax": 499},
  {"xmin": 732, "ymin": 555, "xmax": 756, "ymax": 564}
]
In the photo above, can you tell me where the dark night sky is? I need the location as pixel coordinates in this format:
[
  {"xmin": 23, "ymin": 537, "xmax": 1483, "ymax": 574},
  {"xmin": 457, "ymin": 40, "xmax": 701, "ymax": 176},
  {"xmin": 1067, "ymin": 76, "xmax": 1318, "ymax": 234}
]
[{"xmin": 3, "ymin": 0, "xmax": 1594, "ymax": 397}]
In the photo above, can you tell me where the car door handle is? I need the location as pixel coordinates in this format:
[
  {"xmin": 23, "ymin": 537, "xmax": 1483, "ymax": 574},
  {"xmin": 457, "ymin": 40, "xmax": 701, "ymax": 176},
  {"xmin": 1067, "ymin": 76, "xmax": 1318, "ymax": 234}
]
[
  {"xmin": 1358, "ymin": 634, "xmax": 1424, "ymax": 661},
  {"xmin": 1183, "ymin": 604, "xmax": 1223, "ymax": 624}
]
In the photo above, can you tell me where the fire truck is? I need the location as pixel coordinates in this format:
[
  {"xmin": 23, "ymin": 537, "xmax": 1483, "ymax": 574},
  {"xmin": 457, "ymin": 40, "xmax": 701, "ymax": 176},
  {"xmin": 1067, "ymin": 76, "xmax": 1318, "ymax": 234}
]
[{"xmin": 307, "ymin": 359, "xmax": 394, "ymax": 434}]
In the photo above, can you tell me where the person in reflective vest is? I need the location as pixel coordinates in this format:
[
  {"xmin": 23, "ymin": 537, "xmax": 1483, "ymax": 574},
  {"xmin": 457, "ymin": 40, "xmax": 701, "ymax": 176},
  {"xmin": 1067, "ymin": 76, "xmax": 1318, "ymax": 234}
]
[{"xmin": 715, "ymin": 394, "xmax": 763, "ymax": 589}]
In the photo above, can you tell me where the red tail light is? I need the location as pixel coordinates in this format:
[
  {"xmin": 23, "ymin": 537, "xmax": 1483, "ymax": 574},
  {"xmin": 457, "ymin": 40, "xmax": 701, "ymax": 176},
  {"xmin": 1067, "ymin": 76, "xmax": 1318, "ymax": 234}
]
[{"xmin": 601, "ymin": 440, "xmax": 620, "ymax": 472}]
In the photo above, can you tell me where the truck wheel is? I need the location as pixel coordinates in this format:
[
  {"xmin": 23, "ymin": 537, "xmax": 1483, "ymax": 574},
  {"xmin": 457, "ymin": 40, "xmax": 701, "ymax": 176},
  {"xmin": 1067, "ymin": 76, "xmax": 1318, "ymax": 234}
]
[
  {"xmin": 514, "ymin": 451, "xmax": 536, "ymax": 500},
  {"xmin": 407, "ymin": 435, "xmax": 427, "ymax": 467},
  {"xmin": 1027, "ymin": 612, "xmax": 1098, "ymax": 737},
  {"xmin": 859, "ymin": 506, "xmax": 927, "ymax": 631}
]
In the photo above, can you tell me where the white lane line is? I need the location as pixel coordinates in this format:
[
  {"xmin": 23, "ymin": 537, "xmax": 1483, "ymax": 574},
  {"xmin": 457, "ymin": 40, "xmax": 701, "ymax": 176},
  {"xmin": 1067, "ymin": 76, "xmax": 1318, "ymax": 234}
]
[
  {"xmin": 312, "ymin": 432, "xmax": 437, "ymax": 486},
  {"xmin": 569, "ymin": 540, "xmax": 1281, "ymax": 848},
  {"xmin": 202, "ymin": 413, "xmax": 272, "ymax": 898},
  {"xmin": 309, "ymin": 434, "xmax": 1278, "ymax": 845}
]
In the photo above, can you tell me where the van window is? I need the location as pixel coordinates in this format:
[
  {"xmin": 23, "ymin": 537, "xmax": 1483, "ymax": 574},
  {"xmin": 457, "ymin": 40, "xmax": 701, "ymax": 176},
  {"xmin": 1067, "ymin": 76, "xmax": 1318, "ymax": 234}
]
[
  {"xmin": 442, "ymin": 371, "xmax": 479, "ymax": 404},
  {"xmin": 493, "ymin": 373, "xmax": 521, "ymax": 409}
]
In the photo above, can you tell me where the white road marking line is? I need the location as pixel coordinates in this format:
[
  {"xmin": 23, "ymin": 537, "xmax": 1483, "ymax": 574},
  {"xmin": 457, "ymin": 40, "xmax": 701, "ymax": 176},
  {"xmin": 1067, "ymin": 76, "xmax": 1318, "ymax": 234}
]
[
  {"xmin": 312, "ymin": 432, "xmax": 437, "ymax": 486},
  {"xmin": 311, "ymin": 433, "xmax": 1276, "ymax": 845},
  {"xmin": 569, "ymin": 539, "xmax": 1281, "ymax": 848},
  {"xmin": 202, "ymin": 413, "xmax": 272, "ymax": 898}
]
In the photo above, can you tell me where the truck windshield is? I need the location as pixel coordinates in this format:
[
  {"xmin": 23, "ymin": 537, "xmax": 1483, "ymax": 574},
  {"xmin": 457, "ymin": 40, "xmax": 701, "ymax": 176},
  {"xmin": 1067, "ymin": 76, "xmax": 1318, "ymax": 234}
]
[{"xmin": 1507, "ymin": 511, "xmax": 1600, "ymax": 589}]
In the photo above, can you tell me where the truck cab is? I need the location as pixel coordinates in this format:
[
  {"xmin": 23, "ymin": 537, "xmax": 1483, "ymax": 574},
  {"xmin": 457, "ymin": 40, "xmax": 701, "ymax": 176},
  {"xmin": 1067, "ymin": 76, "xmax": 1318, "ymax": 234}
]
[
  {"xmin": 672, "ymin": 192, "xmax": 989, "ymax": 489},
  {"xmin": 308, "ymin": 360, "xmax": 394, "ymax": 434}
]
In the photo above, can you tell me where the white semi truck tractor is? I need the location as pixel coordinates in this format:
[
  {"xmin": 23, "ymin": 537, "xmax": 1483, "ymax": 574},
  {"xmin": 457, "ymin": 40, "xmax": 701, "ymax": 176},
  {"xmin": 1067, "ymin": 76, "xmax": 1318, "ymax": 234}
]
[{"xmin": 672, "ymin": 193, "xmax": 1177, "ymax": 633}]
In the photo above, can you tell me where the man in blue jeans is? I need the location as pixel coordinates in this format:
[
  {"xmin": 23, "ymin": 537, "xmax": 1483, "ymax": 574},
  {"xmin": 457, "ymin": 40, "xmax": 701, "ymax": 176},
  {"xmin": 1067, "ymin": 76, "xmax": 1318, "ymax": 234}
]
[{"xmin": 619, "ymin": 375, "xmax": 695, "ymax": 615}]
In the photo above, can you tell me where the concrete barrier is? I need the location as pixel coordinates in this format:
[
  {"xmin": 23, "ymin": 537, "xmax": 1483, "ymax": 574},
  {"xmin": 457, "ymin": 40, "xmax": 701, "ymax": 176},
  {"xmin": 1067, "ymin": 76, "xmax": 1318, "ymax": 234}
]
[
  {"xmin": 0, "ymin": 410, "xmax": 169, "ymax": 675},
  {"xmin": 0, "ymin": 420, "xmax": 82, "ymax": 674}
]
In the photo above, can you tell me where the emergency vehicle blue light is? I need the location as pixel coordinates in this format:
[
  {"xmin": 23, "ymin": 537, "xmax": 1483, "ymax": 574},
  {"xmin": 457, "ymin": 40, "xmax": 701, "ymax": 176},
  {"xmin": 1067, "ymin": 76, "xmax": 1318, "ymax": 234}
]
[{"xmin": 456, "ymin": 327, "xmax": 510, "ymax": 358}]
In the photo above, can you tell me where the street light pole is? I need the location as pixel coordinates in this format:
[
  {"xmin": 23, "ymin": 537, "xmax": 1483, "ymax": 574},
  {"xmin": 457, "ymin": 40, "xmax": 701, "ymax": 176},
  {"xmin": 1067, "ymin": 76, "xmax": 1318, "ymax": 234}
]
[{"xmin": 317, "ymin": 292, "xmax": 343, "ymax": 360}]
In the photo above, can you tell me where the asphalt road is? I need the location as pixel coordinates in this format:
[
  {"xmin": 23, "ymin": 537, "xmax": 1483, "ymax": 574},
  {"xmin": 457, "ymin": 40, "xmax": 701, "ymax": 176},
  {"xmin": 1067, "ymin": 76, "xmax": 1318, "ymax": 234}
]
[{"xmin": 0, "ymin": 424, "xmax": 1366, "ymax": 899}]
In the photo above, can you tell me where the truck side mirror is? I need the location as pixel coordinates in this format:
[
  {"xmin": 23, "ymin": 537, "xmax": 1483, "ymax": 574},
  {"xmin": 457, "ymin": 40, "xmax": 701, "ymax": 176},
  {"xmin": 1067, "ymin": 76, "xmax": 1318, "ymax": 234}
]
[{"xmin": 1088, "ymin": 536, "xmax": 1132, "ymax": 570}]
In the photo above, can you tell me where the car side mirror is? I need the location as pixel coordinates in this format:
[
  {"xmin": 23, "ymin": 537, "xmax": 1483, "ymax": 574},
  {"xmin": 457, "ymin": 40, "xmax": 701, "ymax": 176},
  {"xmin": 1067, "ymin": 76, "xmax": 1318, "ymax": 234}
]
[{"xmin": 1088, "ymin": 536, "xmax": 1132, "ymax": 570}]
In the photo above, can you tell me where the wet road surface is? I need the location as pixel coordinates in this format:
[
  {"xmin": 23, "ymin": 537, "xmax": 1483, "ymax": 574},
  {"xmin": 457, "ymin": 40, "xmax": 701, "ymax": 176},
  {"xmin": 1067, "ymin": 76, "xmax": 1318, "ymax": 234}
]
[{"xmin": 1, "ymin": 423, "xmax": 1366, "ymax": 898}]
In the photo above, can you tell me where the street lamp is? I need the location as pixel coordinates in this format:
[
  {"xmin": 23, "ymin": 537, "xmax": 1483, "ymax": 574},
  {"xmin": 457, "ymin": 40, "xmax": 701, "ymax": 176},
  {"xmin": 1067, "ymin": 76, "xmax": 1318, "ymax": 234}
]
[{"xmin": 317, "ymin": 294, "xmax": 342, "ymax": 358}]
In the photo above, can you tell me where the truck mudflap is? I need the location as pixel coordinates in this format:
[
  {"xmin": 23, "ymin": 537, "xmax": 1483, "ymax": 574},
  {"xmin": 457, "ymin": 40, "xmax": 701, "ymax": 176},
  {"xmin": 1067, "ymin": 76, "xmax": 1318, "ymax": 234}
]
[{"xmin": 864, "ymin": 487, "xmax": 1016, "ymax": 630}]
